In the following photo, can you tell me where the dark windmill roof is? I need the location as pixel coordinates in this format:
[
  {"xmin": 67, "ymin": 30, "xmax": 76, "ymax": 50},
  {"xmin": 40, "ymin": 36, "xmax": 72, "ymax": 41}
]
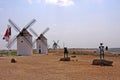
[
  {"xmin": 17, "ymin": 28, "xmax": 32, "ymax": 37},
  {"xmin": 37, "ymin": 34, "xmax": 47, "ymax": 40}
]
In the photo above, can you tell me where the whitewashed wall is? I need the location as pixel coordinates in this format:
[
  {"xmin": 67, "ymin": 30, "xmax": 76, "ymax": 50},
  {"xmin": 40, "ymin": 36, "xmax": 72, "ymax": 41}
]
[
  {"xmin": 17, "ymin": 36, "xmax": 32, "ymax": 56},
  {"xmin": 36, "ymin": 39, "xmax": 48, "ymax": 54}
]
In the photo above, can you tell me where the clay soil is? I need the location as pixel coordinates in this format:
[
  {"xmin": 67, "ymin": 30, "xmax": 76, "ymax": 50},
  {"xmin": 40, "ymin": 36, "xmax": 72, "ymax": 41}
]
[{"xmin": 0, "ymin": 53, "xmax": 120, "ymax": 80}]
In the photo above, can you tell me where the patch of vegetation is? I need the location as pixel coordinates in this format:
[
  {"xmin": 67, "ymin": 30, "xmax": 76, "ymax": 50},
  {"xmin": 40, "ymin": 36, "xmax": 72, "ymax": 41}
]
[{"xmin": 0, "ymin": 50, "xmax": 17, "ymax": 56}]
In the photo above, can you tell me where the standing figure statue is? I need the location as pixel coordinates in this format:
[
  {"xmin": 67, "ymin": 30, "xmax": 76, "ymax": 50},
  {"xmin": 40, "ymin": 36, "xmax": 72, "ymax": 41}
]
[
  {"xmin": 64, "ymin": 47, "xmax": 68, "ymax": 58},
  {"xmin": 99, "ymin": 43, "xmax": 104, "ymax": 60},
  {"xmin": 99, "ymin": 43, "xmax": 108, "ymax": 60}
]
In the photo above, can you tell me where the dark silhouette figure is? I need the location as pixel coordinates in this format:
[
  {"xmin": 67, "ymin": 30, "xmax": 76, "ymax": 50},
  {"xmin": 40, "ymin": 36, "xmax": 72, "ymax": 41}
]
[
  {"xmin": 105, "ymin": 46, "xmax": 108, "ymax": 51},
  {"xmin": 39, "ymin": 49, "xmax": 41, "ymax": 54},
  {"xmin": 99, "ymin": 43, "xmax": 104, "ymax": 60},
  {"xmin": 64, "ymin": 47, "xmax": 68, "ymax": 58}
]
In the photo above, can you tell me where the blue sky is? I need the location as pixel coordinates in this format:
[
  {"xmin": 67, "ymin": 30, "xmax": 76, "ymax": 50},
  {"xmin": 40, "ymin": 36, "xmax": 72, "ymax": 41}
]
[{"xmin": 0, "ymin": 0, "xmax": 120, "ymax": 50}]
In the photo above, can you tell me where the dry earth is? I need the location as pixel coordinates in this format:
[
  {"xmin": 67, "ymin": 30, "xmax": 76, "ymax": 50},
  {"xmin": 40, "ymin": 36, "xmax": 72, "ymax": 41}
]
[{"xmin": 0, "ymin": 53, "xmax": 120, "ymax": 80}]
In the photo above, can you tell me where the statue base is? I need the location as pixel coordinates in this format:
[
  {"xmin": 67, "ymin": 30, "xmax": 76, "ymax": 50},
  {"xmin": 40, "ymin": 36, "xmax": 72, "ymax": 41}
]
[
  {"xmin": 92, "ymin": 59, "xmax": 113, "ymax": 66},
  {"xmin": 60, "ymin": 57, "xmax": 70, "ymax": 61}
]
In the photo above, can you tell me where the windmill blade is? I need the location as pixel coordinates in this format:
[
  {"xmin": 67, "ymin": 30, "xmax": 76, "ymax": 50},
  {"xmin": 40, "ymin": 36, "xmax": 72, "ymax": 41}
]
[
  {"xmin": 22, "ymin": 36, "xmax": 33, "ymax": 48},
  {"xmin": 57, "ymin": 40, "xmax": 59, "ymax": 44},
  {"xmin": 8, "ymin": 19, "xmax": 21, "ymax": 32},
  {"xmin": 32, "ymin": 39, "xmax": 36, "ymax": 48},
  {"xmin": 63, "ymin": 42, "xmax": 65, "ymax": 48},
  {"xmin": 53, "ymin": 43, "xmax": 57, "ymax": 50},
  {"xmin": 25, "ymin": 19, "xmax": 36, "ymax": 30},
  {"xmin": 57, "ymin": 45, "xmax": 61, "ymax": 49},
  {"xmin": 42, "ymin": 27, "xmax": 50, "ymax": 35},
  {"xmin": 53, "ymin": 40, "xmax": 56, "ymax": 43},
  {"xmin": 7, "ymin": 36, "xmax": 17, "ymax": 48},
  {"xmin": 29, "ymin": 28, "xmax": 39, "ymax": 37}
]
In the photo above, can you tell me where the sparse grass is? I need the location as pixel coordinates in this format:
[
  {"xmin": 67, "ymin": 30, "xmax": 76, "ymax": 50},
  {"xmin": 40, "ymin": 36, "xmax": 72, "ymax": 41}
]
[
  {"xmin": 49, "ymin": 49, "xmax": 64, "ymax": 53},
  {"xmin": 49, "ymin": 49, "xmax": 96, "ymax": 55},
  {"xmin": 0, "ymin": 49, "xmax": 119, "ymax": 57},
  {"xmin": 0, "ymin": 50, "xmax": 17, "ymax": 56},
  {"xmin": 48, "ymin": 49, "xmax": 119, "ymax": 57}
]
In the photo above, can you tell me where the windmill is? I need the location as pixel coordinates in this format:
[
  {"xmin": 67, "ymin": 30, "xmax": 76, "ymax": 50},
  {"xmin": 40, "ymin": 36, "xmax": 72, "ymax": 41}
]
[
  {"xmin": 53, "ymin": 40, "xmax": 60, "ymax": 50},
  {"xmin": 7, "ymin": 19, "xmax": 36, "ymax": 56},
  {"xmin": 29, "ymin": 27, "xmax": 49, "ymax": 54}
]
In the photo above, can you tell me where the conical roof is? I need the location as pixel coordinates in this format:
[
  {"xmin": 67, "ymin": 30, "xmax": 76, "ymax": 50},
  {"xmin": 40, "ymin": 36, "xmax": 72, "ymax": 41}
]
[
  {"xmin": 17, "ymin": 28, "xmax": 32, "ymax": 37},
  {"xmin": 37, "ymin": 34, "xmax": 47, "ymax": 40}
]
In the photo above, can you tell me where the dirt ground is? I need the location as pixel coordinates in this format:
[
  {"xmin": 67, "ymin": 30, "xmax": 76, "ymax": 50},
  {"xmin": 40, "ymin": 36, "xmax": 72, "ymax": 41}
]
[{"xmin": 0, "ymin": 53, "xmax": 120, "ymax": 80}]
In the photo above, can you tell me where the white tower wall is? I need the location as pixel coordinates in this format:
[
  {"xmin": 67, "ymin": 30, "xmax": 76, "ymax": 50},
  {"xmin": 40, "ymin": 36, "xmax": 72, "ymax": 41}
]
[
  {"xmin": 36, "ymin": 39, "xmax": 48, "ymax": 54},
  {"xmin": 17, "ymin": 36, "xmax": 32, "ymax": 56}
]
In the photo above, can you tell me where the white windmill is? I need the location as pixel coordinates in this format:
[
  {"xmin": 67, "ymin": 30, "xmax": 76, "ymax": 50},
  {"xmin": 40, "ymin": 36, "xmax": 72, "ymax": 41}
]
[
  {"xmin": 29, "ymin": 27, "xmax": 49, "ymax": 54},
  {"xmin": 7, "ymin": 19, "xmax": 36, "ymax": 56},
  {"xmin": 53, "ymin": 40, "xmax": 60, "ymax": 50}
]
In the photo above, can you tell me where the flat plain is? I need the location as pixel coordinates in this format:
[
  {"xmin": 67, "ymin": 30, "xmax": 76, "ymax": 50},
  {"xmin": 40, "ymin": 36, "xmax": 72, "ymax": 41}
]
[{"xmin": 0, "ymin": 50, "xmax": 120, "ymax": 80}]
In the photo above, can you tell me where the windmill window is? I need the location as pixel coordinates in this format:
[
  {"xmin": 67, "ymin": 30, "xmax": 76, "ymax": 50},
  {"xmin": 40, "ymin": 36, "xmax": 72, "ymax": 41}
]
[{"xmin": 21, "ymin": 41, "xmax": 23, "ymax": 43}]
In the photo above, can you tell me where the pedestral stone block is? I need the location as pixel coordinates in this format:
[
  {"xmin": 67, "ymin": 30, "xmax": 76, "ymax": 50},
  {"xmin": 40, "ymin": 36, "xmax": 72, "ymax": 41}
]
[
  {"xmin": 60, "ymin": 57, "xmax": 70, "ymax": 61},
  {"xmin": 92, "ymin": 59, "xmax": 113, "ymax": 66}
]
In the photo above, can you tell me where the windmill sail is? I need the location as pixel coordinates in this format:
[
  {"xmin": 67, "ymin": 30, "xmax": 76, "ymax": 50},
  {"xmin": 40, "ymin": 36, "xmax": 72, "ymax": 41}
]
[
  {"xmin": 7, "ymin": 35, "xmax": 17, "ymax": 48},
  {"xmin": 30, "ymin": 27, "xmax": 49, "ymax": 54},
  {"xmin": 29, "ymin": 28, "xmax": 39, "ymax": 37},
  {"xmin": 25, "ymin": 19, "xmax": 36, "ymax": 29},
  {"xmin": 8, "ymin": 19, "xmax": 21, "ymax": 32},
  {"xmin": 8, "ymin": 19, "xmax": 36, "ymax": 56},
  {"xmin": 53, "ymin": 40, "xmax": 60, "ymax": 50},
  {"xmin": 42, "ymin": 27, "xmax": 50, "ymax": 35}
]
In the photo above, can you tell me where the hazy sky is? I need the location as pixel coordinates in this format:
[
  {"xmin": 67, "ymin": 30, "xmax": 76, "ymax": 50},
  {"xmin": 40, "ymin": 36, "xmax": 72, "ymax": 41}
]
[{"xmin": 0, "ymin": 0, "xmax": 120, "ymax": 50}]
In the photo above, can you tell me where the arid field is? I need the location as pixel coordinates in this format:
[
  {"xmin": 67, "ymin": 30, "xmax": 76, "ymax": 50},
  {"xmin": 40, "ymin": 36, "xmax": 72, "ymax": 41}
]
[{"xmin": 0, "ymin": 50, "xmax": 120, "ymax": 80}]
